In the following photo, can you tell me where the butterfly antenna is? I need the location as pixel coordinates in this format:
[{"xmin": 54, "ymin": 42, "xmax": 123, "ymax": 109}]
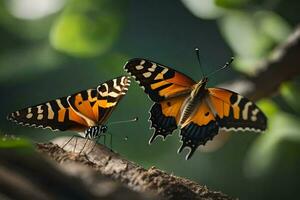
[
  {"xmin": 195, "ymin": 48, "xmax": 206, "ymax": 78},
  {"xmin": 207, "ymin": 57, "xmax": 234, "ymax": 78},
  {"xmin": 107, "ymin": 117, "xmax": 138, "ymax": 126}
]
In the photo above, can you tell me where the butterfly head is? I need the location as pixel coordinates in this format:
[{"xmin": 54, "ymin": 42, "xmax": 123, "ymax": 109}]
[
  {"xmin": 199, "ymin": 77, "xmax": 208, "ymax": 85},
  {"xmin": 191, "ymin": 77, "xmax": 208, "ymax": 98}
]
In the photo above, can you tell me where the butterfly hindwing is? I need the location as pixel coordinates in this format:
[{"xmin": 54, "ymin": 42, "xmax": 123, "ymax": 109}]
[
  {"xmin": 124, "ymin": 58, "xmax": 196, "ymax": 102},
  {"xmin": 7, "ymin": 76, "xmax": 131, "ymax": 132},
  {"xmin": 149, "ymin": 95, "xmax": 187, "ymax": 143},
  {"xmin": 177, "ymin": 88, "xmax": 267, "ymax": 160},
  {"xmin": 178, "ymin": 101, "xmax": 219, "ymax": 159},
  {"xmin": 208, "ymin": 88, "xmax": 267, "ymax": 132}
]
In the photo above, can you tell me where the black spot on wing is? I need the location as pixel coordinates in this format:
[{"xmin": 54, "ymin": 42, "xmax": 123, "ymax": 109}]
[
  {"xmin": 178, "ymin": 121, "xmax": 219, "ymax": 160},
  {"xmin": 229, "ymin": 93, "xmax": 237, "ymax": 104},
  {"xmin": 149, "ymin": 103, "xmax": 178, "ymax": 143}
]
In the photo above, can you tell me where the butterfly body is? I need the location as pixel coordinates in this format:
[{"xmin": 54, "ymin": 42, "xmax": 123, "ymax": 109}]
[
  {"xmin": 125, "ymin": 58, "xmax": 267, "ymax": 160},
  {"xmin": 7, "ymin": 76, "xmax": 131, "ymax": 137},
  {"xmin": 178, "ymin": 78, "xmax": 208, "ymax": 127}
]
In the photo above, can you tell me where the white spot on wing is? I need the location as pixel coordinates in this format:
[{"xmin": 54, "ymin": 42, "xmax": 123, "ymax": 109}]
[
  {"xmin": 135, "ymin": 65, "xmax": 144, "ymax": 70},
  {"xmin": 26, "ymin": 107, "xmax": 33, "ymax": 119},
  {"xmin": 46, "ymin": 102, "xmax": 54, "ymax": 119},
  {"xmin": 113, "ymin": 79, "xmax": 122, "ymax": 91},
  {"xmin": 251, "ymin": 108, "xmax": 259, "ymax": 121},
  {"xmin": 143, "ymin": 72, "xmax": 152, "ymax": 78},
  {"xmin": 148, "ymin": 64, "xmax": 157, "ymax": 72},
  {"xmin": 120, "ymin": 76, "xmax": 126, "ymax": 86},
  {"xmin": 242, "ymin": 102, "xmax": 252, "ymax": 120},
  {"xmin": 37, "ymin": 114, "xmax": 43, "ymax": 120},
  {"xmin": 37, "ymin": 105, "xmax": 43, "ymax": 114}
]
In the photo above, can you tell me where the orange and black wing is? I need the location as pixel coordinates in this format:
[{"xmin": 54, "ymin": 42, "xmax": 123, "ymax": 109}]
[
  {"xmin": 178, "ymin": 101, "xmax": 219, "ymax": 160},
  {"xmin": 124, "ymin": 58, "xmax": 196, "ymax": 102},
  {"xmin": 67, "ymin": 76, "xmax": 131, "ymax": 126},
  {"xmin": 124, "ymin": 58, "xmax": 195, "ymax": 142},
  {"xmin": 178, "ymin": 88, "xmax": 267, "ymax": 160},
  {"xmin": 7, "ymin": 96, "xmax": 89, "ymax": 132},
  {"xmin": 207, "ymin": 88, "xmax": 267, "ymax": 132},
  {"xmin": 7, "ymin": 76, "xmax": 131, "ymax": 132},
  {"xmin": 149, "ymin": 95, "xmax": 187, "ymax": 144}
]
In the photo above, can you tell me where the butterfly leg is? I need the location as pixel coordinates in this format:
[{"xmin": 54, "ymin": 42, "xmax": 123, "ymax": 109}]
[
  {"xmin": 79, "ymin": 137, "xmax": 90, "ymax": 155},
  {"xmin": 105, "ymin": 132, "xmax": 113, "ymax": 151},
  {"xmin": 88, "ymin": 134, "xmax": 105, "ymax": 154},
  {"xmin": 88, "ymin": 137, "xmax": 99, "ymax": 154},
  {"xmin": 61, "ymin": 135, "xmax": 75, "ymax": 150},
  {"xmin": 109, "ymin": 133, "xmax": 113, "ymax": 151},
  {"xmin": 61, "ymin": 135, "xmax": 83, "ymax": 152}
]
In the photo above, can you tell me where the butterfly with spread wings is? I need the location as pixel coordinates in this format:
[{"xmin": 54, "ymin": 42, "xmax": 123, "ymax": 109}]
[
  {"xmin": 124, "ymin": 59, "xmax": 267, "ymax": 160},
  {"xmin": 7, "ymin": 76, "xmax": 131, "ymax": 140}
]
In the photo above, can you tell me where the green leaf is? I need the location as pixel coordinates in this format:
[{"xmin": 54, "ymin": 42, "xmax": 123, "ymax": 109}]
[
  {"xmin": 0, "ymin": 135, "xmax": 33, "ymax": 150},
  {"xmin": 219, "ymin": 11, "xmax": 273, "ymax": 58},
  {"xmin": 50, "ymin": 0, "xmax": 126, "ymax": 57},
  {"xmin": 244, "ymin": 112, "xmax": 300, "ymax": 178},
  {"xmin": 215, "ymin": 0, "xmax": 250, "ymax": 9},
  {"xmin": 219, "ymin": 11, "xmax": 274, "ymax": 73},
  {"xmin": 181, "ymin": 0, "xmax": 224, "ymax": 19},
  {"xmin": 256, "ymin": 11, "xmax": 291, "ymax": 43},
  {"xmin": 280, "ymin": 82, "xmax": 300, "ymax": 114},
  {"xmin": 256, "ymin": 99, "xmax": 279, "ymax": 117}
]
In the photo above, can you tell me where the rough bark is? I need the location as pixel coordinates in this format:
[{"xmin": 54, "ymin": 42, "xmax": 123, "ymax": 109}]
[
  {"xmin": 36, "ymin": 138, "xmax": 234, "ymax": 200},
  {"xmin": 0, "ymin": 146, "xmax": 151, "ymax": 200}
]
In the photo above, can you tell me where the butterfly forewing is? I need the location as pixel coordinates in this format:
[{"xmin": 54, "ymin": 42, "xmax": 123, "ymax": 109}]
[
  {"xmin": 7, "ymin": 97, "xmax": 89, "ymax": 132},
  {"xmin": 7, "ymin": 76, "xmax": 131, "ymax": 132},
  {"xmin": 95, "ymin": 76, "xmax": 131, "ymax": 124},
  {"xmin": 124, "ymin": 58, "xmax": 196, "ymax": 102}
]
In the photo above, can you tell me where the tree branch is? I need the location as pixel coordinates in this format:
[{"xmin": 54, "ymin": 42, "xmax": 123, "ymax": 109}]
[
  {"xmin": 36, "ymin": 138, "xmax": 234, "ymax": 200},
  {"xmin": 222, "ymin": 24, "xmax": 300, "ymax": 100},
  {"xmin": 0, "ymin": 145, "xmax": 150, "ymax": 200}
]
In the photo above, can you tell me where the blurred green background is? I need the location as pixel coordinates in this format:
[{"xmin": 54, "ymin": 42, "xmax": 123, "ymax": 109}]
[{"xmin": 1, "ymin": 0, "xmax": 300, "ymax": 199}]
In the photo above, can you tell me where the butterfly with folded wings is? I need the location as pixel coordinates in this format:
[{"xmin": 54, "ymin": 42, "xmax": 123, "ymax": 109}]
[
  {"xmin": 124, "ymin": 59, "xmax": 267, "ymax": 160},
  {"xmin": 7, "ymin": 76, "xmax": 131, "ymax": 140}
]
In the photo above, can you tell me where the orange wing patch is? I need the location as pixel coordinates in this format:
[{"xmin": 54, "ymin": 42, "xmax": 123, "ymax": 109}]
[
  {"xmin": 68, "ymin": 91, "xmax": 98, "ymax": 125},
  {"xmin": 180, "ymin": 101, "xmax": 216, "ymax": 128},
  {"xmin": 178, "ymin": 101, "xmax": 219, "ymax": 160},
  {"xmin": 160, "ymin": 95, "xmax": 187, "ymax": 123}
]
